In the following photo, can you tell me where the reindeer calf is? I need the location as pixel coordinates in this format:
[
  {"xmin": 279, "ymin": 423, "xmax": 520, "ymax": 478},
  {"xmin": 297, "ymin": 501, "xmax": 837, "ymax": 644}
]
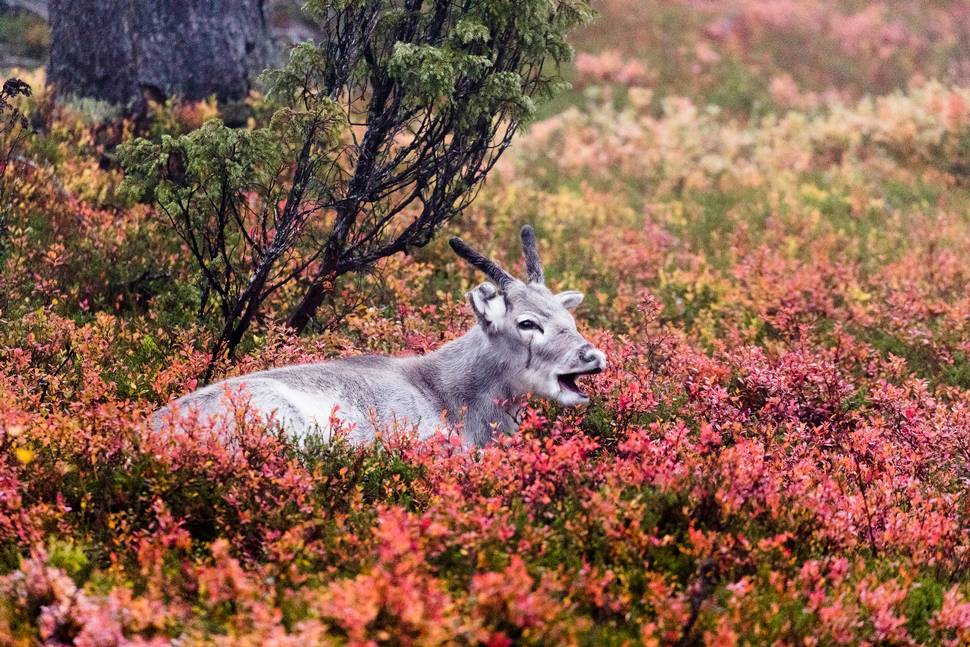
[{"xmin": 154, "ymin": 226, "xmax": 607, "ymax": 446}]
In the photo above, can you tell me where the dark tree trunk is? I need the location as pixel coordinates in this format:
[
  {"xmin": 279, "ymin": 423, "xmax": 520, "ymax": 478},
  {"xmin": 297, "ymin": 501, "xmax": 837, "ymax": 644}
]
[
  {"xmin": 286, "ymin": 265, "xmax": 334, "ymax": 333},
  {"xmin": 48, "ymin": 0, "xmax": 269, "ymax": 108}
]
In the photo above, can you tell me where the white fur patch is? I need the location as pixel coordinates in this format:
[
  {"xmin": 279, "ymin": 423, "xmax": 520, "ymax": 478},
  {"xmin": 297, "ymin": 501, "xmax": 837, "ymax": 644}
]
[
  {"xmin": 266, "ymin": 382, "xmax": 348, "ymax": 441},
  {"xmin": 470, "ymin": 283, "xmax": 506, "ymax": 325}
]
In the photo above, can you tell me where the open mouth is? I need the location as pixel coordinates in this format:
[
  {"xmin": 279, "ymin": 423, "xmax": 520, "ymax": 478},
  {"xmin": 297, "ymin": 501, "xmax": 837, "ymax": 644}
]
[{"xmin": 557, "ymin": 368, "xmax": 603, "ymax": 398}]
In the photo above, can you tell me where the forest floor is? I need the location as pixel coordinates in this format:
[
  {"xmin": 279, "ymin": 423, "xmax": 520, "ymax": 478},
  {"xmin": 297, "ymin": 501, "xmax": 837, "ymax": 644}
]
[{"xmin": 1, "ymin": 1, "xmax": 970, "ymax": 644}]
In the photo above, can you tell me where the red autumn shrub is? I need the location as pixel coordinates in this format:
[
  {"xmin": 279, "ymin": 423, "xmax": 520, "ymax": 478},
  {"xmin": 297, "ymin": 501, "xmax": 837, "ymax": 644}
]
[{"xmin": 1, "ymin": 8, "xmax": 970, "ymax": 644}]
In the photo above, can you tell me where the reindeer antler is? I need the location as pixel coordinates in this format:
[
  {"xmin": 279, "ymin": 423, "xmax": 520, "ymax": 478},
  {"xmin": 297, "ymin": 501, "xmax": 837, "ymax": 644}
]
[
  {"xmin": 449, "ymin": 236, "xmax": 515, "ymax": 288},
  {"xmin": 520, "ymin": 225, "xmax": 544, "ymax": 284}
]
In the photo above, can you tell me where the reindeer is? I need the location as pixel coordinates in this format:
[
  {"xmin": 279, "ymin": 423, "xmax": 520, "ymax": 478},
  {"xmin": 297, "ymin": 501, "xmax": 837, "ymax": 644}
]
[{"xmin": 154, "ymin": 226, "xmax": 607, "ymax": 446}]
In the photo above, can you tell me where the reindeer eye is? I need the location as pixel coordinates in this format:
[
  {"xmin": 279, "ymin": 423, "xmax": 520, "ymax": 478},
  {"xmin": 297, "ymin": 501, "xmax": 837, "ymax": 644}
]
[{"xmin": 517, "ymin": 319, "xmax": 541, "ymax": 332}]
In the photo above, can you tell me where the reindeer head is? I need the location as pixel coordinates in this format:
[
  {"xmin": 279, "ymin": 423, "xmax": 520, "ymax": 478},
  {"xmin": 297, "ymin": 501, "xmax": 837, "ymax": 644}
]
[{"xmin": 449, "ymin": 226, "xmax": 607, "ymax": 406}]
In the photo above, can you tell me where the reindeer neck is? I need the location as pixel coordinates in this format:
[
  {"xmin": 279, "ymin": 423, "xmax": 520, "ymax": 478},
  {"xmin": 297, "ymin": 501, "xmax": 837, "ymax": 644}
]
[{"xmin": 405, "ymin": 325, "xmax": 521, "ymax": 442}]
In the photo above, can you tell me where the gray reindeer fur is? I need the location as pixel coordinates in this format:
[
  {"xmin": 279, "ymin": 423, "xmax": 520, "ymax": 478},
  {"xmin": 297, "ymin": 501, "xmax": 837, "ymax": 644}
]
[{"xmin": 154, "ymin": 226, "xmax": 607, "ymax": 446}]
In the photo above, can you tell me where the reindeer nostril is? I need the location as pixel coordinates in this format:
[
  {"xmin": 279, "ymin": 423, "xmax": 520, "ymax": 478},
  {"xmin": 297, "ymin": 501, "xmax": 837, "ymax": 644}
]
[{"xmin": 578, "ymin": 345, "xmax": 606, "ymax": 367}]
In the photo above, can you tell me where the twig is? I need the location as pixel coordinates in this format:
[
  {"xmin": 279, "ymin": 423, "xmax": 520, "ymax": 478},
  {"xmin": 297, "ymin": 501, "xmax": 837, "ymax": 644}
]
[{"xmin": 675, "ymin": 558, "xmax": 717, "ymax": 647}]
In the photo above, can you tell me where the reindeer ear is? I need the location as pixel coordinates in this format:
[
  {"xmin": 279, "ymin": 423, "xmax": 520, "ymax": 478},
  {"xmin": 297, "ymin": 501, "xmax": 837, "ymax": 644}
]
[
  {"xmin": 468, "ymin": 282, "xmax": 507, "ymax": 330},
  {"xmin": 557, "ymin": 290, "xmax": 584, "ymax": 310}
]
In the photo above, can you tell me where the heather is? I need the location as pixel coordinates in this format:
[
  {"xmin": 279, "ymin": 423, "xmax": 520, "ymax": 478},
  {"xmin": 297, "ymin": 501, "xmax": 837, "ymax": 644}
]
[
  {"xmin": 572, "ymin": 0, "xmax": 970, "ymax": 112},
  {"xmin": 1, "ymin": 5, "xmax": 970, "ymax": 647}
]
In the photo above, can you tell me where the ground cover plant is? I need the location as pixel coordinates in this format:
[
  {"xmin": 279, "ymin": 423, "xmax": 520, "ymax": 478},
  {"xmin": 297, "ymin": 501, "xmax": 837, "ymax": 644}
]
[{"xmin": 1, "ymin": 1, "xmax": 970, "ymax": 645}]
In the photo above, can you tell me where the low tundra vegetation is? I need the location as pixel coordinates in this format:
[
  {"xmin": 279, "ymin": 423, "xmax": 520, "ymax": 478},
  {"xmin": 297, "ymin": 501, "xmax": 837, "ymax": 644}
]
[{"xmin": 1, "ymin": 2, "xmax": 970, "ymax": 642}]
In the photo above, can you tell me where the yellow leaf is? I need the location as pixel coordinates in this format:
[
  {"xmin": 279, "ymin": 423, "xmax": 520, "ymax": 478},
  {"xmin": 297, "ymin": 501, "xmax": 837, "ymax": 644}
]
[
  {"xmin": 15, "ymin": 447, "xmax": 34, "ymax": 465},
  {"xmin": 848, "ymin": 285, "xmax": 872, "ymax": 303}
]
